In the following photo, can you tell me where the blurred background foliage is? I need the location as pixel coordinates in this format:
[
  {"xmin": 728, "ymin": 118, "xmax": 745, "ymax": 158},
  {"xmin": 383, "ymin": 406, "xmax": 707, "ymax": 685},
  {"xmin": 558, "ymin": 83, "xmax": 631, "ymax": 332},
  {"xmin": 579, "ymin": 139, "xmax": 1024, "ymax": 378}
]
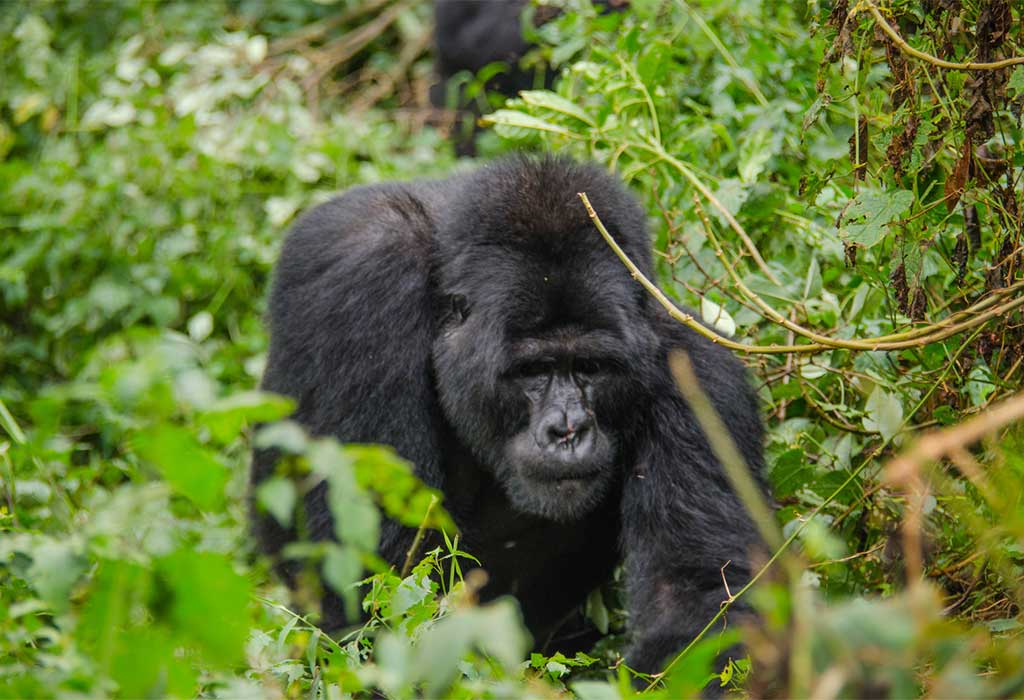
[{"xmin": 1, "ymin": 0, "xmax": 1023, "ymax": 697}]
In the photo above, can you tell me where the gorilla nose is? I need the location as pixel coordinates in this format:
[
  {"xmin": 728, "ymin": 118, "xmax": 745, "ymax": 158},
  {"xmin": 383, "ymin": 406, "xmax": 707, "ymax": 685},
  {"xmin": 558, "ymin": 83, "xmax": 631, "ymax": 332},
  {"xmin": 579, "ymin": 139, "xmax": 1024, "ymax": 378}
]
[{"xmin": 541, "ymin": 408, "xmax": 594, "ymax": 450}]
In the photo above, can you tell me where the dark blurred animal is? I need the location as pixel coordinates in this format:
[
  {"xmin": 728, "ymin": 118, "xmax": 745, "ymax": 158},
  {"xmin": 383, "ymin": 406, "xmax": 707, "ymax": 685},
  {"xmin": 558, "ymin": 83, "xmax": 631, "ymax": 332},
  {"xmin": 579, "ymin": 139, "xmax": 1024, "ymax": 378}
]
[
  {"xmin": 252, "ymin": 155, "xmax": 764, "ymax": 682},
  {"xmin": 431, "ymin": 0, "xmax": 555, "ymax": 155},
  {"xmin": 430, "ymin": 0, "xmax": 627, "ymax": 155}
]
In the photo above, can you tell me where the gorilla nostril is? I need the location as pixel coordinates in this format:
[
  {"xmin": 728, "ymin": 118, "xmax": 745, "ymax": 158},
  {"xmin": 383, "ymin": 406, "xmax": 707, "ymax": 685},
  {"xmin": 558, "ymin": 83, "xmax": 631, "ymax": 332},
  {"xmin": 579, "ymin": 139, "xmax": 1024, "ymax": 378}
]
[{"xmin": 546, "ymin": 422, "xmax": 573, "ymax": 444}]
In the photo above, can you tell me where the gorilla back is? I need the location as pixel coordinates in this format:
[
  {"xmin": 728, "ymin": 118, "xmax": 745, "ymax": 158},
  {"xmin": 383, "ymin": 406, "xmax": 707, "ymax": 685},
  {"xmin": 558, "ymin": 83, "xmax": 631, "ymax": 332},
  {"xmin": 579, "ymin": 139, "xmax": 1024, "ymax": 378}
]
[{"xmin": 252, "ymin": 155, "xmax": 765, "ymax": 676}]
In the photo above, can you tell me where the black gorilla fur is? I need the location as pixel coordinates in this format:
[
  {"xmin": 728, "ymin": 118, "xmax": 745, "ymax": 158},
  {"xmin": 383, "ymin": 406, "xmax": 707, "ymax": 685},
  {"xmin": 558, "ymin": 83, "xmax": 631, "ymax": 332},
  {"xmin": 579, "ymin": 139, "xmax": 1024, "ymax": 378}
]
[{"xmin": 252, "ymin": 155, "xmax": 764, "ymax": 677}]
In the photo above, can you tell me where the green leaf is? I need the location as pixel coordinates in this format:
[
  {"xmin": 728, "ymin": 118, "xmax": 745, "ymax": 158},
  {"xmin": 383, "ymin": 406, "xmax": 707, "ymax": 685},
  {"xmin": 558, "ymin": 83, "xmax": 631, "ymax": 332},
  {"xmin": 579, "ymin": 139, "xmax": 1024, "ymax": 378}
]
[
  {"xmin": 571, "ymin": 681, "xmax": 621, "ymax": 700},
  {"xmin": 323, "ymin": 543, "xmax": 363, "ymax": 622},
  {"xmin": 663, "ymin": 629, "xmax": 740, "ymax": 698},
  {"xmin": 839, "ymin": 190, "xmax": 914, "ymax": 248},
  {"xmin": 78, "ymin": 559, "xmax": 195, "ymax": 697},
  {"xmin": 700, "ymin": 296, "xmax": 737, "ymax": 336},
  {"xmin": 518, "ymin": 90, "xmax": 595, "ymax": 126},
  {"xmin": 409, "ymin": 599, "xmax": 530, "ymax": 696},
  {"xmin": 199, "ymin": 390, "xmax": 295, "ymax": 443},
  {"xmin": 481, "ymin": 110, "xmax": 572, "ymax": 136},
  {"xmin": 133, "ymin": 424, "xmax": 228, "ymax": 510},
  {"xmin": 308, "ymin": 440, "xmax": 380, "ymax": 551},
  {"xmin": 966, "ymin": 363, "xmax": 995, "ymax": 408},
  {"xmin": 25, "ymin": 540, "xmax": 86, "ymax": 612},
  {"xmin": 770, "ymin": 448, "xmax": 811, "ymax": 498},
  {"xmin": 254, "ymin": 420, "xmax": 308, "ymax": 454},
  {"xmin": 986, "ymin": 618, "xmax": 1022, "ymax": 633},
  {"xmin": 738, "ymin": 128, "xmax": 775, "ymax": 182},
  {"xmin": 1008, "ymin": 66, "xmax": 1024, "ymax": 94},
  {"xmin": 863, "ymin": 386, "xmax": 904, "ymax": 441},
  {"xmin": 347, "ymin": 445, "xmax": 457, "ymax": 534},
  {"xmin": 157, "ymin": 549, "xmax": 251, "ymax": 665},
  {"xmin": 256, "ymin": 476, "xmax": 296, "ymax": 527},
  {"xmin": 585, "ymin": 588, "xmax": 610, "ymax": 635}
]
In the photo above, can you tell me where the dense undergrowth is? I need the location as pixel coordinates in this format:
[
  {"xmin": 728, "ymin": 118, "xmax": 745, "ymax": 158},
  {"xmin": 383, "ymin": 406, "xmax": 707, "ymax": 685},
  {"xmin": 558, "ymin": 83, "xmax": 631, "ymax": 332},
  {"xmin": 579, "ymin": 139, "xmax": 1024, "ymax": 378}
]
[{"xmin": 1, "ymin": 1, "xmax": 1023, "ymax": 698}]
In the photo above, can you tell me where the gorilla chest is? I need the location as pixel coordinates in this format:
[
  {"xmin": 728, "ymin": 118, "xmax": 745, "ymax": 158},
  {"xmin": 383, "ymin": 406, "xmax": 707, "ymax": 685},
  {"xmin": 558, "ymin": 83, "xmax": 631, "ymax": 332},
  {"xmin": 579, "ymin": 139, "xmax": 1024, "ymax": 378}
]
[{"xmin": 445, "ymin": 463, "xmax": 620, "ymax": 624}]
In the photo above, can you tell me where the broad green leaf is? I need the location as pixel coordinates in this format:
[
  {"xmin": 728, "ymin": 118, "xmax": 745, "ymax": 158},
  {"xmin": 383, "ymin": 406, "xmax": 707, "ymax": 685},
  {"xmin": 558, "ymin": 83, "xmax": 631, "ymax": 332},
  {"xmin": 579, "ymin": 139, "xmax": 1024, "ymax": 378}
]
[
  {"xmin": 839, "ymin": 190, "xmax": 914, "ymax": 248},
  {"xmin": 256, "ymin": 476, "xmax": 296, "ymax": 527},
  {"xmin": 663, "ymin": 629, "xmax": 740, "ymax": 698},
  {"xmin": 700, "ymin": 296, "xmax": 737, "ymax": 336},
  {"xmin": 518, "ymin": 90, "xmax": 595, "ymax": 126},
  {"xmin": 966, "ymin": 363, "xmax": 995, "ymax": 407},
  {"xmin": 254, "ymin": 420, "xmax": 308, "ymax": 454},
  {"xmin": 585, "ymin": 588, "xmax": 609, "ymax": 635},
  {"xmin": 78, "ymin": 561, "xmax": 153, "ymax": 673},
  {"xmin": 770, "ymin": 448, "xmax": 811, "ymax": 498},
  {"xmin": 25, "ymin": 540, "xmax": 86, "ymax": 612},
  {"xmin": 738, "ymin": 128, "xmax": 775, "ymax": 182},
  {"xmin": 133, "ymin": 424, "xmax": 228, "ymax": 510},
  {"xmin": 572, "ymin": 681, "xmax": 621, "ymax": 700},
  {"xmin": 308, "ymin": 440, "xmax": 380, "ymax": 552},
  {"xmin": 199, "ymin": 390, "xmax": 295, "ymax": 443},
  {"xmin": 481, "ymin": 109, "xmax": 572, "ymax": 135},
  {"xmin": 347, "ymin": 445, "xmax": 456, "ymax": 534},
  {"xmin": 1008, "ymin": 65, "xmax": 1024, "ymax": 94},
  {"xmin": 323, "ymin": 543, "xmax": 362, "ymax": 622},
  {"xmin": 157, "ymin": 549, "xmax": 251, "ymax": 665},
  {"xmin": 186, "ymin": 310, "xmax": 213, "ymax": 342},
  {"xmin": 409, "ymin": 599, "xmax": 530, "ymax": 696},
  {"xmin": 863, "ymin": 386, "xmax": 904, "ymax": 441}
]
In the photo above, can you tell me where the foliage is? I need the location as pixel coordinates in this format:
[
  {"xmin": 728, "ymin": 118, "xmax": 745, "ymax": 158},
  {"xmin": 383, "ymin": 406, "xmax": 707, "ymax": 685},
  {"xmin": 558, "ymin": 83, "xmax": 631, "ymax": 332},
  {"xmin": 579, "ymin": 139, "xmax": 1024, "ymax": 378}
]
[{"xmin": 1, "ymin": 0, "xmax": 1023, "ymax": 698}]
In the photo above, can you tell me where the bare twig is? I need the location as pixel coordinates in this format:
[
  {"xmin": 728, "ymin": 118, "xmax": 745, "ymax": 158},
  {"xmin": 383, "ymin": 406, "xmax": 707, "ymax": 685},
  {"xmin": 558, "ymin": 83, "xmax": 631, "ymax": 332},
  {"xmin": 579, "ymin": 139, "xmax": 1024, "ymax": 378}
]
[
  {"xmin": 670, "ymin": 352, "xmax": 784, "ymax": 551},
  {"xmin": 269, "ymin": 0, "xmax": 392, "ymax": 56},
  {"xmin": 401, "ymin": 494, "xmax": 439, "ymax": 578},
  {"xmin": 579, "ymin": 192, "xmax": 1024, "ymax": 355}
]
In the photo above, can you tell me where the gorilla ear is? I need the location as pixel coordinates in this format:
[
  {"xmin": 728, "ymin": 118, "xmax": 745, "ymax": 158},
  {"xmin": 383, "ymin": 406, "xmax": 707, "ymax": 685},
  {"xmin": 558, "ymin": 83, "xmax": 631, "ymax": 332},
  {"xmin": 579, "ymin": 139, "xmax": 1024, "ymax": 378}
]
[{"xmin": 450, "ymin": 294, "xmax": 470, "ymax": 324}]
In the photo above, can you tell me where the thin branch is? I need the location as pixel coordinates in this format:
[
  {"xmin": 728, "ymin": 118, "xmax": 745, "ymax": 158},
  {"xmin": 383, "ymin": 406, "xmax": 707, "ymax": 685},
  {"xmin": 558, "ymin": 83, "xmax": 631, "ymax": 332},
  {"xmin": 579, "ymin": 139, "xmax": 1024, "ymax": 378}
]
[
  {"xmin": 628, "ymin": 141, "xmax": 782, "ymax": 285},
  {"xmin": 670, "ymin": 353, "xmax": 785, "ymax": 552},
  {"xmin": 269, "ymin": 0, "xmax": 392, "ymax": 55},
  {"xmin": 579, "ymin": 192, "xmax": 1024, "ymax": 355},
  {"xmin": 401, "ymin": 494, "xmax": 438, "ymax": 578},
  {"xmin": 693, "ymin": 195, "xmax": 1024, "ymax": 349},
  {"xmin": 858, "ymin": 1, "xmax": 1024, "ymax": 71}
]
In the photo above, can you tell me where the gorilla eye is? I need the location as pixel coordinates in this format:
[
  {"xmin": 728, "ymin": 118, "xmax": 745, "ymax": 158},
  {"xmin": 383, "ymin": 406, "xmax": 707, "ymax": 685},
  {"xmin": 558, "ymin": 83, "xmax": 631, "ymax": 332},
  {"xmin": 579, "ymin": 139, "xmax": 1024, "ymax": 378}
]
[
  {"xmin": 515, "ymin": 360, "xmax": 555, "ymax": 378},
  {"xmin": 450, "ymin": 294, "xmax": 470, "ymax": 324},
  {"xmin": 574, "ymin": 358, "xmax": 605, "ymax": 375}
]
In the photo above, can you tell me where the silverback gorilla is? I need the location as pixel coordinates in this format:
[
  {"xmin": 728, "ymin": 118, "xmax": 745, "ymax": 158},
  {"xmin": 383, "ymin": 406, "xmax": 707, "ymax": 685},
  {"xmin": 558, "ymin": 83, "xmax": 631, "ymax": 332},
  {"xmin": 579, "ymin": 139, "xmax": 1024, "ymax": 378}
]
[{"xmin": 252, "ymin": 155, "xmax": 764, "ymax": 679}]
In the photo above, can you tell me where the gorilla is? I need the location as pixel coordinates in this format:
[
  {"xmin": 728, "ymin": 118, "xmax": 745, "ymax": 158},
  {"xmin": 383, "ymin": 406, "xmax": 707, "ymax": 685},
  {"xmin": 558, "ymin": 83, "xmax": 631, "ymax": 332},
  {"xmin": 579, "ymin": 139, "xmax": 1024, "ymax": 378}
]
[
  {"xmin": 252, "ymin": 155, "xmax": 764, "ymax": 680},
  {"xmin": 431, "ymin": 1, "xmax": 627, "ymax": 155},
  {"xmin": 431, "ymin": 0, "xmax": 557, "ymax": 156}
]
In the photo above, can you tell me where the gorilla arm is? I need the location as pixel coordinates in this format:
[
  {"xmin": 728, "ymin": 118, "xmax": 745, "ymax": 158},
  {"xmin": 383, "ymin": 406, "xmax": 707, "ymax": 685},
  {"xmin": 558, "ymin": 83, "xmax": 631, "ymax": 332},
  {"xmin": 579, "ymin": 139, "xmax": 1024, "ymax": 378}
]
[
  {"xmin": 252, "ymin": 183, "xmax": 445, "ymax": 628},
  {"xmin": 620, "ymin": 318, "xmax": 765, "ymax": 677}
]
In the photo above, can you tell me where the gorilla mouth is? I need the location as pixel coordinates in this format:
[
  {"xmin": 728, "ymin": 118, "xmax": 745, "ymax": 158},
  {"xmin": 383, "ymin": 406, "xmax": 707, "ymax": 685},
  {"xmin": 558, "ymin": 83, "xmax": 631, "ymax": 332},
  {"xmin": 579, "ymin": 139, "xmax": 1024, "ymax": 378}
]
[{"xmin": 531, "ymin": 470, "xmax": 601, "ymax": 484}]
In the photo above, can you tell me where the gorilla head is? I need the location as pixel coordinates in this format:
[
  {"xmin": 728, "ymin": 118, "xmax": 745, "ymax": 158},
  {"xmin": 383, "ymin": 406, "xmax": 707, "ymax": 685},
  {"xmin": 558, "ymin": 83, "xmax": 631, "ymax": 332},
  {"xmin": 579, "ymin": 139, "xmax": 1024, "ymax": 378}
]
[{"xmin": 430, "ymin": 157, "xmax": 658, "ymax": 520}]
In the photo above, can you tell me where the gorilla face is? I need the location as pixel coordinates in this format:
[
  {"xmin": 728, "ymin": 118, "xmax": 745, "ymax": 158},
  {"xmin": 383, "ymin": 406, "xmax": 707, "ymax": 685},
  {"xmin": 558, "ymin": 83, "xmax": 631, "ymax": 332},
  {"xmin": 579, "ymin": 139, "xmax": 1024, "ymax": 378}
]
[
  {"xmin": 497, "ymin": 345, "xmax": 623, "ymax": 520},
  {"xmin": 434, "ymin": 276, "xmax": 650, "ymax": 522}
]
